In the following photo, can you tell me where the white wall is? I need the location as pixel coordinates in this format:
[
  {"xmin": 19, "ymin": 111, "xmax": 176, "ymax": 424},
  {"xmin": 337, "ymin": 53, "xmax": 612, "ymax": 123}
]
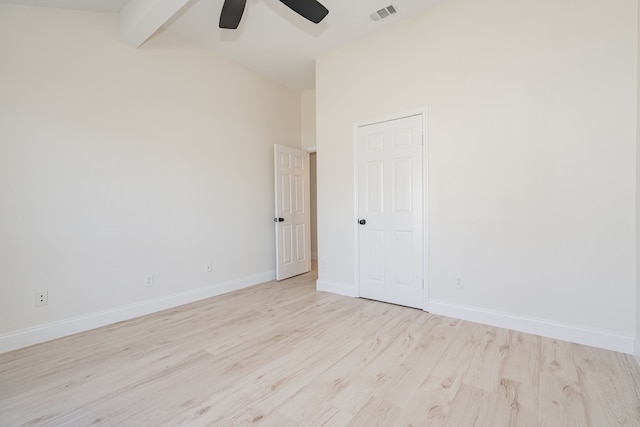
[
  {"xmin": 0, "ymin": 5, "xmax": 301, "ymax": 350},
  {"xmin": 316, "ymin": 0, "xmax": 637, "ymax": 352},
  {"xmin": 636, "ymin": 0, "xmax": 640, "ymax": 361},
  {"xmin": 301, "ymin": 90, "xmax": 317, "ymax": 150}
]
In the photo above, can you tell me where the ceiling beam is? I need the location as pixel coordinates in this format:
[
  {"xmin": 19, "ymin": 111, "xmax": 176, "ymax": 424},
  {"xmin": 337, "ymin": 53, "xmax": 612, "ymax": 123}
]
[{"xmin": 120, "ymin": 0, "xmax": 189, "ymax": 48}]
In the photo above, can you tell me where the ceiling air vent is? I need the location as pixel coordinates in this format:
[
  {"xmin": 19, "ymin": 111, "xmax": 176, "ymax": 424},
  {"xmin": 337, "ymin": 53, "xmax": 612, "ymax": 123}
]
[{"xmin": 370, "ymin": 5, "xmax": 397, "ymax": 22}]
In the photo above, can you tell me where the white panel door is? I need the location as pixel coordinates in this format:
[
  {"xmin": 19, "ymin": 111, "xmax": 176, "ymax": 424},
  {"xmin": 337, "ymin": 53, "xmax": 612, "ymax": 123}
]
[
  {"xmin": 357, "ymin": 114, "xmax": 424, "ymax": 308},
  {"xmin": 274, "ymin": 145, "xmax": 311, "ymax": 280}
]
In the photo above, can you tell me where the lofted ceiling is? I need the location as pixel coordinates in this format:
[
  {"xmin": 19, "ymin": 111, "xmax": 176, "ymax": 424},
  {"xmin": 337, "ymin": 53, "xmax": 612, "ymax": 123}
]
[{"xmin": 0, "ymin": 0, "xmax": 444, "ymax": 90}]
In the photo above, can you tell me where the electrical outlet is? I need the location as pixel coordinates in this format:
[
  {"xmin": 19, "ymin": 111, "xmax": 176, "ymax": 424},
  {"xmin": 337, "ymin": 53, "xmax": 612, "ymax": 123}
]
[
  {"xmin": 35, "ymin": 291, "xmax": 48, "ymax": 307},
  {"xmin": 206, "ymin": 262, "xmax": 213, "ymax": 273},
  {"xmin": 455, "ymin": 276, "xmax": 464, "ymax": 289},
  {"xmin": 144, "ymin": 274, "xmax": 153, "ymax": 287}
]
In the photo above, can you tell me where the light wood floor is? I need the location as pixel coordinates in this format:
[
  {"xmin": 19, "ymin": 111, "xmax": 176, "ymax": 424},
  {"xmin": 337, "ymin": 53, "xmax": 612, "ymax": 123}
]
[{"xmin": 1, "ymin": 267, "xmax": 640, "ymax": 426}]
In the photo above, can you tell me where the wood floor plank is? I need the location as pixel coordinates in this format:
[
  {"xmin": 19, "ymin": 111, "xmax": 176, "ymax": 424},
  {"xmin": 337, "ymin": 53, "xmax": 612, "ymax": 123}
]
[
  {"xmin": 572, "ymin": 344, "xmax": 640, "ymax": 426},
  {"xmin": 347, "ymin": 396, "xmax": 403, "ymax": 426},
  {"xmin": 490, "ymin": 331, "xmax": 541, "ymax": 426},
  {"xmin": 537, "ymin": 338, "xmax": 592, "ymax": 427},
  {"xmin": 391, "ymin": 320, "xmax": 483, "ymax": 426},
  {"xmin": 1, "ymin": 266, "xmax": 639, "ymax": 426}
]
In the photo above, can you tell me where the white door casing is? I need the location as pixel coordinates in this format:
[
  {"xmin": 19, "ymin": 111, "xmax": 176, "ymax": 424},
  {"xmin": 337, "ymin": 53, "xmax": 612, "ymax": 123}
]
[
  {"xmin": 357, "ymin": 114, "xmax": 424, "ymax": 308},
  {"xmin": 274, "ymin": 145, "xmax": 311, "ymax": 280}
]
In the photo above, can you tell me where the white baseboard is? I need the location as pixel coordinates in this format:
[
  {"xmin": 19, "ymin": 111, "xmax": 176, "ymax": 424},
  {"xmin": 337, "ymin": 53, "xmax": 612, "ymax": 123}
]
[
  {"xmin": 634, "ymin": 339, "xmax": 640, "ymax": 366},
  {"xmin": 428, "ymin": 300, "xmax": 634, "ymax": 355},
  {"xmin": 316, "ymin": 279, "xmax": 358, "ymax": 298},
  {"xmin": 0, "ymin": 270, "xmax": 275, "ymax": 354}
]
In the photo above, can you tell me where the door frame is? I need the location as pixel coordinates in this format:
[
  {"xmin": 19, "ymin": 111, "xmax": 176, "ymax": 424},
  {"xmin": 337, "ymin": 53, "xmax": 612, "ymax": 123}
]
[{"xmin": 353, "ymin": 107, "xmax": 429, "ymax": 311}]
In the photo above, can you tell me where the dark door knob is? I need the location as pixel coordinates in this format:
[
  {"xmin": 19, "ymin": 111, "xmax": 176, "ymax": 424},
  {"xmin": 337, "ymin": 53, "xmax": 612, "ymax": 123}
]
[
  {"xmin": 359, "ymin": 219, "xmax": 366, "ymax": 225},
  {"xmin": 274, "ymin": 217, "xmax": 284, "ymax": 222}
]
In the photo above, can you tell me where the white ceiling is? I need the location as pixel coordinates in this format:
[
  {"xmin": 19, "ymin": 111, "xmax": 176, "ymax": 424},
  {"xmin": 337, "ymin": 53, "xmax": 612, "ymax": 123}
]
[{"xmin": 1, "ymin": 0, "xmax": 444, "ymax": 90}]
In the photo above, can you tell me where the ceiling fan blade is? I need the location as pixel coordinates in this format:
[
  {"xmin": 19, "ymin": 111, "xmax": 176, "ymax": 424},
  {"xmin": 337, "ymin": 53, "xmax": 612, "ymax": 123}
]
[
  {"xmin": 279, "ymin": 0, "xmax": 329, "ymax": 24},
  {"xmin": 219, "ymin": 0, "xmax": 247, "ymax": 29}
]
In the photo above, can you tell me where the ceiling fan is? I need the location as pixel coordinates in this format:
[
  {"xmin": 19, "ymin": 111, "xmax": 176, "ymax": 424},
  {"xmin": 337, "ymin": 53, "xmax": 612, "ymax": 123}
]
[{"xmin": 219, "ymin": 0, "xmax": 329, "ymax": 29}]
